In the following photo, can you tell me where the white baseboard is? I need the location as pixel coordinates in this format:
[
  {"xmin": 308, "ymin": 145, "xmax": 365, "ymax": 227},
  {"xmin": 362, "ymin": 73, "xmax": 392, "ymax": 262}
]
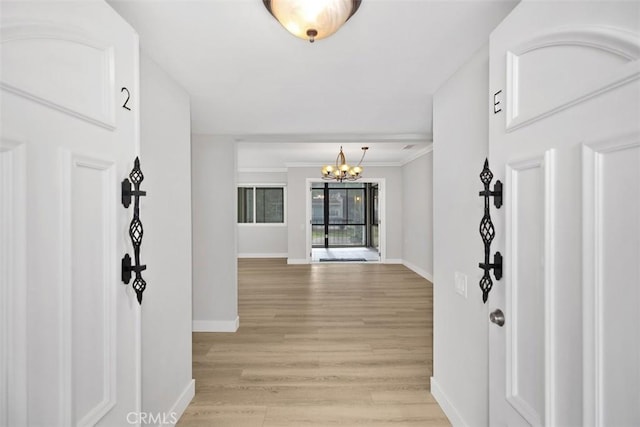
[
  {"xmin": 402, "ymin": 260, "xmax": 434, "ymax": 282},
  {"xmin": 167, "ymin": 379, "xmax": 195, "ymax": 427},
  {"xmin": 287, "ymin": 258, "xmax": 308, "ymax": 265},
  {"xmin": 192, "ymin": 316, "xmax": 239, "ymax": 332},
  {"xmin": 238, "ymin": 253, "xmax": 287, "ymax": 258},
  {"xmin": 430, "ymin": 377, "xmax": 468, "ymax": 427},
  {"xmin": 385, "ymin": 258, "xmax": 403, "ymax": 264}
]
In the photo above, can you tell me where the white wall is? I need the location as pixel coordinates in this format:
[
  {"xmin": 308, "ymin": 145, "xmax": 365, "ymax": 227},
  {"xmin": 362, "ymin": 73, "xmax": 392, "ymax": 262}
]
[
  {"xmin": 237, "ymin": 171, "xmax": 288, "ymax": 257},
  {"xmin": 237, "ymin": 226, "xmax": 288, "ymax": 257},
  {"xmin": 401, "ymin": 150, "xmax": 434, "ymax": 280},
  {"xmin": 238, "ymin": 171, "xmax": 286, "ymax": 183},
  {"xmin": 432, "ymin": 45, "xmax": 490, "ymax": 427},
  {"xmin": 192, "ymin": 134, "xmax": 238, "ymax": 332},
  {"xmin": 140, "ymin": 54, "xmax": 194, "ymax": 422},
  {"xmin": 286, "ymin": 166, "xmax": 403, "ymax": 263}
]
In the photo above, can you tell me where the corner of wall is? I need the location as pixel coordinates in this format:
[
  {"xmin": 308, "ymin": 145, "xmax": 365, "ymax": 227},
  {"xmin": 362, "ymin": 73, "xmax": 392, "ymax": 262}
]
[
  {"xmin": 400, "ymin": 150, "xmax": 434, "ymax": 278},
  {"xmin": 166, "ymin": 379, "xmax": 195, "ymax": 427},
  {"xmin": 431, "ymin": 377, "xmax": 470, "ymax": 427},
  {"xmin": 191, "ymin": 134, "xmax": 239, "ymax": 330},
  {"xmin": 139, "ymin": 51, "xmax": 194, "ymax": 425},
  {"xmin": 402, "ymin": 259, "xmax": 433, "ymax": 282},
  {"xmin": 432, "ymin": 44, "xmax": 490, "ymax": 427}
]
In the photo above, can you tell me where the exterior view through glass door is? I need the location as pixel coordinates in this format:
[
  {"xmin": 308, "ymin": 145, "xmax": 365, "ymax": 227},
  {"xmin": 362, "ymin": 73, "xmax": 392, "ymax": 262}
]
[{"xmin": 311, "ymin": 182, "xmax": 380, "ymax": 262}]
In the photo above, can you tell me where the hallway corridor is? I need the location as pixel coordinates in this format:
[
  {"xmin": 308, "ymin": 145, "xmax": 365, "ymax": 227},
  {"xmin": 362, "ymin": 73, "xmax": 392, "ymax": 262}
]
[{"xmin": 179, "ymin": 259, "xmax": 450, "ymax": 426}]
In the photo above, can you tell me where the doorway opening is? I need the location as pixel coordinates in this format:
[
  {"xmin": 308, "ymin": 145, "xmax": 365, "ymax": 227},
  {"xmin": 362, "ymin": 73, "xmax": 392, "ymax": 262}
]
[{"xmin": 308, "ymin": 181, "xmax": 382, "ymax": 262}]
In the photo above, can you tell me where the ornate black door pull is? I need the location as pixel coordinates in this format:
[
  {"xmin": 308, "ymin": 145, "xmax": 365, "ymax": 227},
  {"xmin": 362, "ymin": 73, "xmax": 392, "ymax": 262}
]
[
  {"xmin": 121, "ymin": 253, "xmax": 147, "ymax": 285},
  {"xmin": 478, "ymin": 158, "xmax": 503, "ymax": 303},
  {"xmin": 479, "ymin": 160, "xmax": 503, "ymax": 208},
  {"xmin": 121, "ymin": 157, "xmax": 147, "ymax": 304}
]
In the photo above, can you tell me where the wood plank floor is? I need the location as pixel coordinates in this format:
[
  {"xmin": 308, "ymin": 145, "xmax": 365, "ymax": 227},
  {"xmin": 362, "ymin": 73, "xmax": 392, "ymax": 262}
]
[{"xmin": 178, "ymin": 258, "xmax": 450, "ymax": 426}]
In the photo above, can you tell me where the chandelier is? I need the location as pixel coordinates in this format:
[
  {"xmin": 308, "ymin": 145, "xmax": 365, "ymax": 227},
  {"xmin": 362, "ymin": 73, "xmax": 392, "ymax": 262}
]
[
  {"xmin": 262, "ymin": 0, "xmax": 362, "ymax": 43},
  {"xmin": 321, "ymin": 146, "xmax": 368, "ymax": 182}
]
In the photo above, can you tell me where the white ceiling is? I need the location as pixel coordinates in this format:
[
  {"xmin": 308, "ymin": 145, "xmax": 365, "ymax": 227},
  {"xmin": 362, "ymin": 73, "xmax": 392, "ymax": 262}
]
[
  {"xmin": 109, "ymin": 0, "xmax": 518, "ymax": 168},
  {"xmin": 237, "ymin": 140, "xmax": 432, "ymax": 169}
]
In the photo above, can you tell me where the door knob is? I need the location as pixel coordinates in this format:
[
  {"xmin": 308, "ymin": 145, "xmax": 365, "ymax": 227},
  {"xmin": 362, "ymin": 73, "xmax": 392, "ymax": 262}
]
[{"xmin": 490, "ymin": 309, "xmax": 505, "ymax": 327}]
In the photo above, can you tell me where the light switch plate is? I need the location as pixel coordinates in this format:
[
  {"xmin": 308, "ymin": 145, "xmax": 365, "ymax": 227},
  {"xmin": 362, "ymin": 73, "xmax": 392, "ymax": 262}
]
[{"xmin": 454, "ymin": 272, "xmax": 467, "ymax": 298}]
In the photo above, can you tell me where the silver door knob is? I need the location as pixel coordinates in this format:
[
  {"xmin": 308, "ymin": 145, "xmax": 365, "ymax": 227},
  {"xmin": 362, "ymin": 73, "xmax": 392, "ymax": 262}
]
[{"xmin": 490, "ymin": 309, "xmax": 505, "ymax": 327}]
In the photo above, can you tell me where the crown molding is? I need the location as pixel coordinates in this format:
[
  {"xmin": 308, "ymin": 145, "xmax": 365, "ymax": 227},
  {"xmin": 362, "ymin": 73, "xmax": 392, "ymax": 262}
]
[
  {"xmin": 285, "ymin": 161, "xmax": 403, "ymax": 168},
  {"xmin": 234, "ymin": 132, "xmax": 432, "ymax": 144},
  {"xmin": 283, "ymin": 144, "xmax": 433, "ymax": 168},
  {"xmin": 237, "ymin": 168, "xmax": 288, "ymax": 173},
  {"xmin": 400, "ymin": 144, "xmax": 433, "ymax": 166}
]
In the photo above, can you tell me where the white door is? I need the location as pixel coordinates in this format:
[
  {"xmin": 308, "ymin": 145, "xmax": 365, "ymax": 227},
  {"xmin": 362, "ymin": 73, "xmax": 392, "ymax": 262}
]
[
  {"xmin": 488, "ymin": 2, "xmax": 640, "ymax": 426},
  {"xmin": 1, "ymin": 2, "xmax": 141, "ymax": 426}
]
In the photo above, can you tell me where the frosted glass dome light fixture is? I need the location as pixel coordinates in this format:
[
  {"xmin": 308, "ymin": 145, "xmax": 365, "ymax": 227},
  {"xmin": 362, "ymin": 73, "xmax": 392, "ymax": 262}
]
[
  {"xmin": 263, "ymin": 0, "xmax": 362, "ymax": 43},
  {"xmin": 321, "ymin": 146, "xmax": 368, "ymax": 182}
]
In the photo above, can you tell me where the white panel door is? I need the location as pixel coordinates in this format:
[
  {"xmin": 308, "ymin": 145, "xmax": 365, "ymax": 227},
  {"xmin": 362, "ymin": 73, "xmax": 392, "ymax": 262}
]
[
  {"xmin": 1, "ymin": 2, "xmax": 141, "ymax": 426},
  {"xmin": 489, "ymin": 2, "xmax": 640, "ymax": 426}
]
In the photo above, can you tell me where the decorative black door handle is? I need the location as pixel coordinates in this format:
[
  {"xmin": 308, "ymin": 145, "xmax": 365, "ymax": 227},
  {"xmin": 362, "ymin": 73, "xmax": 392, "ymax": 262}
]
[
  {"xmin": 478, "ymin": 158, "xmax": 503, "ymax": 303},
  {"xmin": 479, "ymin": 159, "xmax": 503, "ymax": 209},
  {"xmin": 121, "ymin": 157, "xmax": 147, "ymax": 304}
]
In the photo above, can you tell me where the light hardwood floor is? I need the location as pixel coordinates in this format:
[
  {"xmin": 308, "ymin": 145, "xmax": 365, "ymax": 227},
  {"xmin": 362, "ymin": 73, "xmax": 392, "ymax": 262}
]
[{"xmin": 178, "ymin": 258, "xmax": 451, "ymax": 426}]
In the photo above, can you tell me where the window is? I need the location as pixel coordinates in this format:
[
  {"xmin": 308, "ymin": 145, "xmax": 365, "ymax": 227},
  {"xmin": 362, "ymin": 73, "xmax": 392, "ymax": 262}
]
[{"xmin": 238, "ymin": 186, "xmax": 285, "ymax": 224}]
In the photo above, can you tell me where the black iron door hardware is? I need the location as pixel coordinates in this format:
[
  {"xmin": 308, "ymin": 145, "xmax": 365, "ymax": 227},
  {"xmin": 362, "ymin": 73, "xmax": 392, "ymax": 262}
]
[
  {"xmin": 121, "ymin": 157, "xmax": 147, "ymax": 304},
  {"xmin": 479, "ymin": 159, "xmax": 502, "ymax": 209},
  {"xmin": 478, "ymin": 158, "xmax": 503, "ymax": 303}
]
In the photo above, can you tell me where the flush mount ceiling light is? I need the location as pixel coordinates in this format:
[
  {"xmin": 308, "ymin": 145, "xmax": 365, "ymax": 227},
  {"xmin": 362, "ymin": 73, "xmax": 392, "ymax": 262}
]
[
  {"xmin": 263, "ymin": 0, "xmax": 362, "ymax": 43},
  {"xmin": 321, "ymin": 146, "xmax": 368, "ymax": 182}
]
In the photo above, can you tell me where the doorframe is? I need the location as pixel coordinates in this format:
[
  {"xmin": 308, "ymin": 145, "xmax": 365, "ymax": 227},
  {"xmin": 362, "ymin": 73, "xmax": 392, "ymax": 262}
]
[{"xmin": 304, "ymin": 177, "xmax": 386, "ymax": 264}]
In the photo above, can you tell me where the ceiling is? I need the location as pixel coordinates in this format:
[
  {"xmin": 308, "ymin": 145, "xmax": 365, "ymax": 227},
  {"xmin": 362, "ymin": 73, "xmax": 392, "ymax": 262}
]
[
  {"xmin": 237, "ymin": 140, "xmax": 432, "ymax": 170},
  {"xmin": 109, "ymin": 0, "xmax": 518, "ymax": 168}
]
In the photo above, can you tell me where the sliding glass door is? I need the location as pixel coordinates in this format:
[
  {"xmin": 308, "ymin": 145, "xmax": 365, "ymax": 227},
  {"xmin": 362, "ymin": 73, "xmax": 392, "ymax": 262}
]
[
  {"xmin": 311, "ymin": 183, "xmax": 377, "ymax": 249},
  {"xmin": 368, "ymin": 183, "xmax": 379, "ymax": 251}
]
